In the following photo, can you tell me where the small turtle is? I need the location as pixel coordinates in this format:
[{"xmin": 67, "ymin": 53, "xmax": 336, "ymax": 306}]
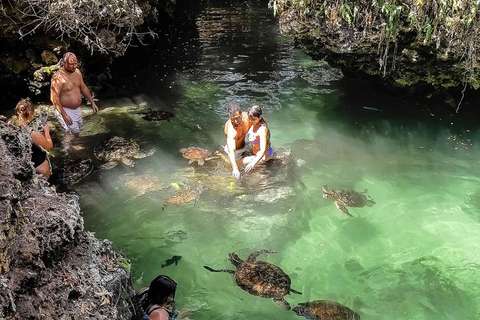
[
  {"xmin": 123, "ymin": 172, "xmax": 163, "ymax": 198},
  {"xmin": 58, "ymin": 158, "xmax": 94, "ymax": 185},
  {"xmin": 203, "ymin": 249, "xmax": 301, "ymax": 310},
  {"xmin": 322, "ymin": 185, "xmax": 375, "ymax": 217},
  {"xmin": 140, "ymin": 108, "xmax": 175, "ymax": 122},
  {"xmin": 293, "ymin": 300, "xmax": 360, "ymax": 320},
  {"xmin": 179, "ymin": 147, "xmax": 220, "ymax": 166},
  {"xmin": 162, "ymin": 188, "xmax": 202, "ymax": 209},
  {"xmin": 93, "ymin": 136, "xmax": 155, "ymax": 169}
]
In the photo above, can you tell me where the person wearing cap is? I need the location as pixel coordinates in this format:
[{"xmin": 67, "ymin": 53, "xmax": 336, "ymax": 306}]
[{"xmin": 50, "ymin": 52, "xmax": 99, "ymax": 135}]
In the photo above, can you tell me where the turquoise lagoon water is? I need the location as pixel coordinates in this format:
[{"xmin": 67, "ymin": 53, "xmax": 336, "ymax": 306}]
[{"xmin": 64, "ymin": 1, "xmax": 480, "ymax": 319}]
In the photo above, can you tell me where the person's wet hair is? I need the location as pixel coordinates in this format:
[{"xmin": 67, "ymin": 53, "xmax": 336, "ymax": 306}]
[
  {"xmin": 228, "ymin": 102, "xmax": 241, "ymax": 117},
  {"xmin": 148, "ymin": 274, "xmax": 177, "ymax": 306},
  {"xmin": 248, "ymin": 104, "xmax": 267, "ymax": 125},
  {"xmin": 15, "ymin": 98, "xmax": 34, "ymax": 123}
]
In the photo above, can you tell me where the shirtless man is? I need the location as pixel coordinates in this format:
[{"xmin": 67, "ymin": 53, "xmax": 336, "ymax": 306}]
[
  {"xmin": 50, "ymin": 52, "xmax": 99, "ymax": 135},
  {"xmin": 224, "ymin": 102, "xmax": 251, "ymax": 180}
]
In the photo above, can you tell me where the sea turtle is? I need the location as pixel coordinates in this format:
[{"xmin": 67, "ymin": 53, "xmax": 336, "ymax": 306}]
[
  {"xmin": 322, "ymin": 185, "xmax": 375, "ymax": 217},
  {"xmin": 140, "ymin": 108, "xmax": 175, "ymax": 122},
  {"xmin": 203, "ymin": 249, "xmax": 301, "ymax": 310},
  {"xmin": 57, "ymin": 158, "xmax": 94, "ymax": 185},
  {"xmin": 93, "ymin": 136, "xmax": 155, "ymax": 169},
  {"xmin": 162, "ymin": 188, "xmax": 202, "ymax": 209},
  {"xmin": 179, "ymin": 147, "xmax": 220, "ymax": 165},
  {"xmin": 123, "ymin": 171, "xmax": 163, "ymax": 198},
  {"xmin": 293, "ymin": 300, "xmax": 360, "ymax": 320}
]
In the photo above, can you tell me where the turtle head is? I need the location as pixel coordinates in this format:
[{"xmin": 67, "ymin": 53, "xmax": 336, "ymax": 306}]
[
  {"xmin": 322, "ymin": 185, "xmax": 331, "ymax": 199},
  {"xmin": 228, "ymin": 252, "xmax": 243, "ymax": 267},
  {"xmin": 292, "ymin": 305, "xmax": 307, "ymax": 316}
]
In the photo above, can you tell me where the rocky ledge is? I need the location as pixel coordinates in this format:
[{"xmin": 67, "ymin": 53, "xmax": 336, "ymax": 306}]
[
  {"xmin": 0, "ymin": 120, "xmax": 134, "ymax": 319},
  {"xmin": 273, "ymin": 0, "xmax": 480, "ymax": 96}
]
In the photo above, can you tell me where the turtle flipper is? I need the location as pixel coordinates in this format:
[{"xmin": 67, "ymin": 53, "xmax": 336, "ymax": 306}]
[
  {"xmin": 247, "ymin": 249, "xmax": 277, "ymax": 261},
  {"xmin": 290, "ymin": 288, "xmax": 302, "ymax": 295},
  {"xmin": 203, "ymin": 266, "xmax": 235, "ymax": 274},
  {"xmin": 134, "ymin": 148, "xmax": 156, "ymax": 159},
  {"xmin": 335, "ymin": 201, "xmax": 353, "ymax": 217},
  {"xmin": 274, "ymin": 297, "xmax": 291, "ymax": 310},
  {"xmin": 100, "ymin": 161, "xmax": 118, "ymax": 170},
  {"xmin": 198, "ymin": 159, "xmax": 205, "ymax": 165},
  {"xmin": 122, "ymin": 159, "xmax": 136, "ymax": 167}
]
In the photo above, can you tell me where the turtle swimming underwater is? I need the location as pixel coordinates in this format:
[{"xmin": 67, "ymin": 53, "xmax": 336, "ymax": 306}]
[
  {"xmin": 162, "ymin": 188, "xmax": 202, "ymax": 209},
  {"xmin": 93, "ymin": 136, "xmax": 155, "ymax": 169},
  {"xmin": 140, "ymin": 108, "xmax": 175, "ymax": 122},
  {"xmin": 322, "ymin": 185, "xmax": 375, "ymax": 217},
  {"xmin": 57, "ymin": 158, "xmax": 94, "ymax": 185},
  {"xmin": 293, "ymin": 300, "xmax": 360, "ymax": 320},
  {"xmin": 179, "ymin": 147, "xmax": 220, "ymax": 166},
  {"xmin": 122, "ymin": 171, "xmax": 163, "ymax": 198},
  {"xmin": 203, "ymin": 249, "xmax": 301, "ymax": 310}
]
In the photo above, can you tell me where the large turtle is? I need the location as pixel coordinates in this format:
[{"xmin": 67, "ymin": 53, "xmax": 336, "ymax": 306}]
[
  {"xmin": 122, "ymin": 171, "xmax": 163, "ymax": 198},
  {"xmin": 57, "ymin": 158, "xmax": 94, "ymax": 185},
  {"xmin": 203, "ymin": 249, "xmax": 301, "ymax": 310},
  {"xmin": 139, "ymin": 108, "xmax": 175, "ymax": 122},
  {"xmin": 93, "ymin": 136, "xmax": 155, "ymax": 169},
  {"xmin": 162, "ymin": 188, "xmax": 202, "ymax": 209},
  {"xmin": 179, "ymin": 147, "xmax": 220, "ymax": 166},
  {"xmin": 322, "ymin": 185, "xmax": 375, "ymax": 217},
  {"xmin": 293, "ymin": 300, "xmax": 360, "ymax": 320}
]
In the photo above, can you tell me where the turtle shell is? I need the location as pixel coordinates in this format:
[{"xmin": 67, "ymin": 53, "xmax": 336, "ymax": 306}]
[
  {"xmin": 328, "ymin": 189, "xmax": 371, "ymax": 207},
  {"xmin": 234, "ymin": 260, "xmax": 291, "ymax": 299},
  {"xmin": 180, "ymin": 147, "xmax": 212, "ymax": 160},
  {"xmin": 163, "ymin": 189, "xmax": 200, "ymax": 205},
  {"xmin": 293, "ymin": 300, "xmax": 360, "ymax": 320},
  {"xmin": 94, "ymin": 136, "xmax": 140, "ymax": 162}
]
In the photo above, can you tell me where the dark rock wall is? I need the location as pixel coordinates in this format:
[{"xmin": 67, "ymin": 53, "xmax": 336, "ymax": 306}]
[
  {"xmin": 276, "ymin": 3, "xmax": 480, "ymax": 98},
  {"xmin": 0, "ymin": 120, "xmax": 133, "ymax": 319}
]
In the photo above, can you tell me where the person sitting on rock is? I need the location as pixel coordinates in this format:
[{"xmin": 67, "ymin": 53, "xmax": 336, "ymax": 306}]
[
  {"xmin": 224, "ymin": 102, "xmax": 251, "ymax": 179},
  {"xmin": 136, "ymin": 275, "xmax": 179, "ymax": 320},
  {"xmin": 243, "ymin": 104, "xmax": 273, "ymax": 173},
  {"xmin": 8, "ymin": 98, "xmax": 53, "ymax": 179}
]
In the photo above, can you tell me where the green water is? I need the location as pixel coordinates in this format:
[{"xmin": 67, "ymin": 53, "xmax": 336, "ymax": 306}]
[{"xmin": 67, "ymin": 1, "xmax": 480, "ymax": 319}]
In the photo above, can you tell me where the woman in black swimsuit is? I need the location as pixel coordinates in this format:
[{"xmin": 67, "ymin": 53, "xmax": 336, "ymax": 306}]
[
  {"xmin": 8, "ymin": 98, "xmax": 53, "ymax": 179},
  {"xmin": 137, "ymin": 275, "xmax": 179, "ymax": 320}
]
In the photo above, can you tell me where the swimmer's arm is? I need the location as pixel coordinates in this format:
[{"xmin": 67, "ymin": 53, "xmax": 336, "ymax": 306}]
[
  {"xmin": 78, "ymin": 70, "xmax": 99, "ymax": 113},
  {"xmin": 31, "ymin": 126, "xmax": 53, "ymax": 152},
  {"xmin": 245, "ymin": 126, "xmax": 267, "ymax": 172},
  {"xmin": 225, "ymin": 122, "xmax": 239, "ymax": 171},
  {"xmin": 50, "ymin": 74, "xmax": 66, "ymax": 116}
]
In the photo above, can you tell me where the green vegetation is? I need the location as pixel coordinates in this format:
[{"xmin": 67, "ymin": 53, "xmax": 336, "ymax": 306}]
[
  {"xmin": 115, "ymin": 257, "xmax": 131, "ymax": 275},
  {"xmin": 270, "ymin": 0, "xmax": 480, "ymax": 84}
]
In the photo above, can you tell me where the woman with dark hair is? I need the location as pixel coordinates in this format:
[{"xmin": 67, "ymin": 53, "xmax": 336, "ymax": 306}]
[
  {"xmin": 137, "ymin": 275, "xmax": 179, "ymax": 320},
  {"xmin": 8, "ymin": 98, "xmax": 53, "ymax": 179},
  {"xmin": 243, "ymin": 105, "xmax": 273, "ymax": 173}
]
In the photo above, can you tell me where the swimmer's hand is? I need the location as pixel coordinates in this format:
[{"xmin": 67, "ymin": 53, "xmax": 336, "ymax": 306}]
[
  {"xmin": 62, "ymin": 112, "xmax": 73, "ymax": 125},
  {"xmin": 244, "ymin": 162, "xmax": 255, "ymax": 173},
  {"xmin": 232, "ymin": 168, "xmax": 241, "ymax": 180},
  {"xmin": 91, "ymin": 101, "xmax": 99, "ymax": 113}
]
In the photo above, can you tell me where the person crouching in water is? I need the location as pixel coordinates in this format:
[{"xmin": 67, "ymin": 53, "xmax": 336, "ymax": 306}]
[
  {"xmin": 137, "ymin": 275, "xmax": 179, "ymax": 320},
  {"xmin": 224, "ymin": 102, "xmax": 251, "ymax": 180},
  {"xmin": 8, "ymin": 98, "xmax": 53, "ymax": 179},
  {"xmin": 243, "ymin": 105, "xmax": 273, "ymax": 173}
]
